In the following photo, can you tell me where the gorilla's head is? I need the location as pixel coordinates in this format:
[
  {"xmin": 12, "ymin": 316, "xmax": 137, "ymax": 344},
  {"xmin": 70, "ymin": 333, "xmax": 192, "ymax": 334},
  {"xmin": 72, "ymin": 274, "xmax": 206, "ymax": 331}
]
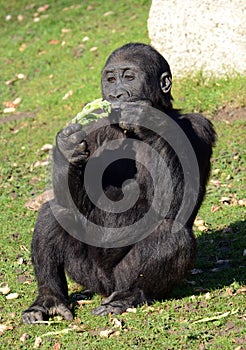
[{"xmin": 101, "ymin": 43, "xmax": 173, "ymax": 110}]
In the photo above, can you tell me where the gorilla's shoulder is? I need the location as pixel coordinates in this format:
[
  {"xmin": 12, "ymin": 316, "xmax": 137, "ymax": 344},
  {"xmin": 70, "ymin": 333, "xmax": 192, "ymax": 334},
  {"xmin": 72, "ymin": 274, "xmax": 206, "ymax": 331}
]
[{"xmin": 178, "ymin": 113, "xmax": 217, "ymax": 146}]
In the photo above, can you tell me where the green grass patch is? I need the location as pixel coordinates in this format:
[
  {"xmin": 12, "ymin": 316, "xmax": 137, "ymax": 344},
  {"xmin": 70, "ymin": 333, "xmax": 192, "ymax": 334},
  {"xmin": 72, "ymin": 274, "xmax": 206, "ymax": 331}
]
[{"xmin": 0, "ymin": 1, "xmax": 245, "ymax": 349}]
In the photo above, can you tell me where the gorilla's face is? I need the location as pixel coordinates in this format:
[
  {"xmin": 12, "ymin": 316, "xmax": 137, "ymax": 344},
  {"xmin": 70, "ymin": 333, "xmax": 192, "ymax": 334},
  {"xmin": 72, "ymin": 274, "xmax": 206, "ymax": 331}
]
[{"xmin": 101, "ymin": 61, "xmax": 149, "ymax": 107}]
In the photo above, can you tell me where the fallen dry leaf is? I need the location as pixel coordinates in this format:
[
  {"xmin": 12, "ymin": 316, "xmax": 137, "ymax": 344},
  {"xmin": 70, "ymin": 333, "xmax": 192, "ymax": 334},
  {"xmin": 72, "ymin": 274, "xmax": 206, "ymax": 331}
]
[
  {"xmin": 90, "ymin": 47, "xmax": 98, "ymax": 52},
  {"xmin": 17, "ymin": 257, "xmax": 24, "ymax": 265},
  {"xmin": 33, "ymin": 160, "xmax": 49, "ymax": 168},
  {"xmin": 235, "ymin": 287, "xmax": 246, "ymax": 295},
  {"xmin": 224, "ymin": 288, "xmax": 234, "ymax": 296},
  {"xmin": 210, "ymin": 179, "xmax": 222, "ymax": 187},
  {"xmin": 110, "ymin": 330, "xmax": 121, "ymax": 338},
  {"xmin": 17, "ymin": 73, "xmax": 26, "ymax": 79},
  {"xmin": 126, "ymin": 307, "xmax": 137, "ymax": 313},
  {"xmin": 53, "ymin": 343, "xmax": 61, "ymax": 350},
  {"xmin": 103, "ymin": 11, "xmax": 114, "ymax": 16},
  {"xmin": 3, "ymin": 98, "xmax": 22, "ymax": 111},
  {"xmin": 110, "ymin": 317, "xmax": 123, "ymax": 329},
  {"xmin": 219, "ymin": 196, "xmax": 239, "ymax": 205},
  {"xmin": 5, "ymin": 78, "xmax": 17, "ymax": 85},
  {"xmin": 20, "ymin": 333, "xmax": 30, "ymax": 343},
  {"xmin": 6, "ymin": 292, "xmax": 19, "ymax": 300},
  {"xmin": 194, "ymin": 218, "xmax": 205, "ymax": 226},
  {"xmin": 99, "ymin": 329, "xmax": 114, "ymax": 338},
  {"xmin": 37, "ymin": 4, "xmax": 49, "ymax": 12},
  {"xmin": 143, "ymin": 306, "xmax": 155, "ymax": 312},
  {"xmin": 20, "ymin": 245, "xmax": 29, "ymax": 252},
  {"xmin": 29, "ymin": 176, "xmax": 42, "ymax": 185},
  {"xmin": 194, "ymin": 218, "xmax": 208, "ymax": 231},
  {"xmin": 3, "ymin": 107, "xmax": 16, "ymax": 113},
  {"xmin": 0, "ymin": 284, "xmax": 11, "ymax": 295},
  {"xmin": 49, "ymin": 39, "xmax": 60, "ymax": 45},
  {"xmin": 77, "ymin": 299, "xmax": 95, "ymax": 305},
  {"xmin": 61, "ymin": 28, "xmax": 71, "ymax": 33},
  {"xmin": 62, "ymin": 90, "xmax": 73, "ymax": 100},
  {"xmin": 40, "ymin": 143, "xmax": 53, "ymax": 152},
  {"xmin": 0, "ymin": 324, "xmax": 13, "ymax": 335},
  {"xmin": 34, "ymin": 336, "xmax": 42, "ymax": 348},
  {"xmin": 19, "ymin": 43, "xmax": 27, "ymax": 52},
  {"xmin": 213, "ymin": 168, "xmax": 220, "ymax": 175},
  {"xmin": 13, "ymin": 97, "xmax": 22, "ymax": 105},
  {"xmin": 197, "ymin": 225, "xmax": 208, "ymax": 232},
  {"xmin": 211, "ymin": 205, "xmax": 221, "ymax": 213},
  {"xmin": 3, "ymin": 101, "xmax": 15, "ymax": 108},
  {"xmin": 17, "ymin": 14, "xmax": 24, "ymax": 21}
]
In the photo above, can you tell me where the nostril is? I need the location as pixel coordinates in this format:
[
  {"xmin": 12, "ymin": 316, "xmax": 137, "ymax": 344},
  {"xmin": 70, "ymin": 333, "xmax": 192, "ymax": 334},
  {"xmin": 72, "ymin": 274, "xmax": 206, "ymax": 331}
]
[{"xmin": 109, "ymin": 94, "xmax": 123, "ymax": 100}]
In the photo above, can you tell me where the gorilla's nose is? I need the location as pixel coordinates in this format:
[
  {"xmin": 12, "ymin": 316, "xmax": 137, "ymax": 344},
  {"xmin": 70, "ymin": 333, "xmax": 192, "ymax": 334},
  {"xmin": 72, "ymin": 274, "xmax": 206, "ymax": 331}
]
[{"xmin": 109, "ymin": 93, "xmax": 125, "ymax": 101}]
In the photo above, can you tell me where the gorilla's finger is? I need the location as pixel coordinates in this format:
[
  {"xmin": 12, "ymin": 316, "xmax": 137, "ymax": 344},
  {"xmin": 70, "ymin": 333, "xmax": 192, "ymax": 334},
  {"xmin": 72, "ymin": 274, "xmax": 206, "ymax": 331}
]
[
  {"xmin": 62, "ymin": 123, "xmax": 82, "ymax": 137},
  {"xmin": 56, "ymin": 304, "xmax": 73, "ymax": 321},
  {"xmin": 22, "ymin": 310, "xmax": 43, "ymax": 324},
  {"xmin": 68, "ymin": 131, "xmax": 85, "ymax": 145}
]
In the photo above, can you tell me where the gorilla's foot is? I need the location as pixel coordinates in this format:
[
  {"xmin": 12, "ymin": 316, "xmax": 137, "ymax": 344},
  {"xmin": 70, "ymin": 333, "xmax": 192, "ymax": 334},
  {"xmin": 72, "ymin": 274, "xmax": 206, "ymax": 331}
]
[{"xmin": 92, "ymin": 289, "xmax": 147, "ymax": 316}]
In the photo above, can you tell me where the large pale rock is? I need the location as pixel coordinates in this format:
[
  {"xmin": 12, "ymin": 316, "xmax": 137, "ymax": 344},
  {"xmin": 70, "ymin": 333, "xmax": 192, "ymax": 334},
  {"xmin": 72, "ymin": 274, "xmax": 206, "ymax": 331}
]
[{"xmin": 148, "ymin": 0, "xmax": 246, "ymax": 77}]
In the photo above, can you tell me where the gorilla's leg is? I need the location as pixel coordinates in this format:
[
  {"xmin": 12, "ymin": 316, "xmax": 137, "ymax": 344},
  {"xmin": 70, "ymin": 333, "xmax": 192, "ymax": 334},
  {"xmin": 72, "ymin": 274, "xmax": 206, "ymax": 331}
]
[
  {"xmin": 22, "ymin": 202, "xmax": 73, "ymax": 324},
  {"xmin": 92, "ymin": 220, "xmax": 196, "ymax": 316}
]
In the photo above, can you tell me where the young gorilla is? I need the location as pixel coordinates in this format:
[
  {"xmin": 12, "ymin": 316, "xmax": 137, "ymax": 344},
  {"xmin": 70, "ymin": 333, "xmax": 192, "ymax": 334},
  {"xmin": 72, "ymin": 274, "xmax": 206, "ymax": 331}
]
[{"xmin": 23, "ymin": 43, "xmax": 216, "ymax": 323}]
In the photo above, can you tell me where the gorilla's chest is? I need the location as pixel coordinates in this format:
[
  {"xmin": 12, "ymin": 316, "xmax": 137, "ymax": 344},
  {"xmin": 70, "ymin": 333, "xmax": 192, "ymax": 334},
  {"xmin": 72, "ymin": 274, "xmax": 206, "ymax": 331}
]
[{"xmin": 88, "ymin": 139, "xmax": 138, "ymax": 189}]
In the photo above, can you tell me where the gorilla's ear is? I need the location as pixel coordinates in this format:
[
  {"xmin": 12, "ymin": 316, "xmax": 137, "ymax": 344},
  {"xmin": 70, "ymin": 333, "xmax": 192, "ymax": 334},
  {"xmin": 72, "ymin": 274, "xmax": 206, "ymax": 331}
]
[{"xmin": 160, "ymin": 72, "xmax": 172, "ymax": 94}]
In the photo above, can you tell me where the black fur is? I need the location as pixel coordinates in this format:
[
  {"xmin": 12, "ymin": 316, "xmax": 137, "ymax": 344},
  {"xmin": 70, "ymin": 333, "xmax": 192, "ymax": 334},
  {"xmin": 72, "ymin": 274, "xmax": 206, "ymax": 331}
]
[{"xmin": 22, "ymin": 43, "xmax": 216, "ymax": 323}]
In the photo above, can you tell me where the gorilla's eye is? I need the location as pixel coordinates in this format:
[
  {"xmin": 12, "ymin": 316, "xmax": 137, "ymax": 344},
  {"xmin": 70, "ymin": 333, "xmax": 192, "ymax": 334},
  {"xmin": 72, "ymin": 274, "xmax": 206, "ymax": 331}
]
[
  {"xmin": 107, "ymin": 76, "xmax": 116, "ymax": 83},
  {"xmin": 124, "ymin": 74, "xmax": 135, "ymax": 81}
]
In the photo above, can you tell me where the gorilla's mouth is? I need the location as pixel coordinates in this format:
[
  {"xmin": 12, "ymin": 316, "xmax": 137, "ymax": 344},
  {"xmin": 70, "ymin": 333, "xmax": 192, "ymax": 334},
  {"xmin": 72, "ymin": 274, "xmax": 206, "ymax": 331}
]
[
  {"xmin": 118, "ymin": 122, "xmax": 134, "ymax": 133},
  {"xmin": 109, "ymin": 98, "xmax": 152, "ymax": 133}
]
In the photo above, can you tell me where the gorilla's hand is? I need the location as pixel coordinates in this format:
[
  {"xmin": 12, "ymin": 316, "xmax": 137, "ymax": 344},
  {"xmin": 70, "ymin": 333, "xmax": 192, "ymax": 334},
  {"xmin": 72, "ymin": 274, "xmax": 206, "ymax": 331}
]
[
  {"xmin": 117, "ymin": 101, "xmax": 151, "ymax": 134},
  {"xmin": 56, "ymin": 124, "xmax": 90, "ymax": 165},
  {"xmin": 22, "ymin": 294, "xmax": 73, "ymax": 324}
]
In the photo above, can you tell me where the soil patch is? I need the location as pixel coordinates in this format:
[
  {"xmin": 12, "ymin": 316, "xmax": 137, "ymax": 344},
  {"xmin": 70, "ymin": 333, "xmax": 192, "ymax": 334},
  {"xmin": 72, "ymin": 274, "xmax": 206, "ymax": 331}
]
[
  {"xmin": 0, "ymin": 111, "xmax": 37, "ymax": 124},
  {"xmin": 212, "ymin": 106, "xmax": 246, "ymax": 122}
]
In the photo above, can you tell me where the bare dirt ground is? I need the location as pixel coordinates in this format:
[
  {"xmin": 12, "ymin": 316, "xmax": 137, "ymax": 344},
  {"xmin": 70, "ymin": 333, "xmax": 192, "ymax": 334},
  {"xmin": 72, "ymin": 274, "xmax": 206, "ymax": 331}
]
[
  {"xmin": 211, "ymin": 106, "xmax": 246, "ymax": 122},
  {"xmin": 0, "ymin": 111, "xmax": 37, "ymax": 124}
]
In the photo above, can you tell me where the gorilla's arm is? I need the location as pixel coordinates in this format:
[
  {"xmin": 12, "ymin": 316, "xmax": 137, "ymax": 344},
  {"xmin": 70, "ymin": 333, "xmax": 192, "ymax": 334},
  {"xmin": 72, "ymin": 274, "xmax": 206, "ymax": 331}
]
[
  {"xmin": 52, "ymin": 123, "xmax": 89, "ymax": 208},
  {"xmin": 178, "ymin": 113, "xmax": 216, "ymax": 181}
]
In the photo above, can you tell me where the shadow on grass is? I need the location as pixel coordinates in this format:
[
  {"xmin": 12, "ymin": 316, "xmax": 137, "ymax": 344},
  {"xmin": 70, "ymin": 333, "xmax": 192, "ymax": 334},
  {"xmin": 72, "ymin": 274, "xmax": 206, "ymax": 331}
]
[{"xmin": 172, "ymin": 219, "xmax": 246, "ymax": 299}]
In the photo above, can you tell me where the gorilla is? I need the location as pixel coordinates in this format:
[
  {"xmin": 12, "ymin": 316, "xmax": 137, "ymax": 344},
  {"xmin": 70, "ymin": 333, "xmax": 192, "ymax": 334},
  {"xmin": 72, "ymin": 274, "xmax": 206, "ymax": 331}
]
[{"xmin": 22, "ymin": 43, "xmax": 216, "ymax": 323}]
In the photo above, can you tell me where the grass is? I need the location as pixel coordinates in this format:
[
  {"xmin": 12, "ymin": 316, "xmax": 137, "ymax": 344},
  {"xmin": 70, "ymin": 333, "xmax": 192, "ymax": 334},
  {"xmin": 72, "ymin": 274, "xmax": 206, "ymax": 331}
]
[{"xmin": 0, "ymin": 1, "xmax": 245, "ymax": 349}]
